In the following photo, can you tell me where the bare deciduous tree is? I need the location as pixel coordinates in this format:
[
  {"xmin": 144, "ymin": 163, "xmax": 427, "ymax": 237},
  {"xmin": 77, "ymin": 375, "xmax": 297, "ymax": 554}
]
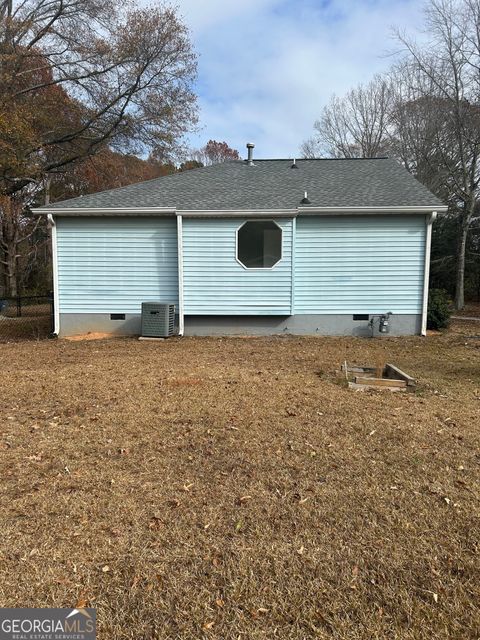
[
  {"xmin": 187, "ymin": 140, "xmax": 240, "ymax": 167},
  {"xmin": 299, "ymin": 137, "xmax": 321, "ymax": 159},
  {"xmin": 396, "ymin": 0, "xmax": 480, "ymax": 309},
  {"xmin": 302, "ymin": 0, "xmax": 480, "ymax": 308},
  {"xmin": 0, "ymin": 0, "xmax": 198, "ymax": 295},
  {"xmin": 388, "ymin": 64, "xmax": 452, "ymax": 198},
  {"xmin": 301, "ymin": 75, "xmax": 392, "ymax": 159},
  {"xmin": 0, "ymin": 195, "xmax": 30, "ymax": 296}
]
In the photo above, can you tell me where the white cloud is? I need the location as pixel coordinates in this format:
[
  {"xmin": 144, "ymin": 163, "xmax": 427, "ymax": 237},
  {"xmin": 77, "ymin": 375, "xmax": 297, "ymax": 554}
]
[
  {"xmin": 174, "ymin": 0, "xmax": 278, "ymax": 32},
  {"xmin": 157, "ymin": 0, "xmax": 425, "ymax": 157}
]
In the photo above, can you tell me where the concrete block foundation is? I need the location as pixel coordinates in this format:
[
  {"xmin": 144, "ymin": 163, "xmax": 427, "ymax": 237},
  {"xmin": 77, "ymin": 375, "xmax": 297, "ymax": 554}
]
[{"xmin": 59, "ymin": 313, "xmax": 422, "ymax": 338}]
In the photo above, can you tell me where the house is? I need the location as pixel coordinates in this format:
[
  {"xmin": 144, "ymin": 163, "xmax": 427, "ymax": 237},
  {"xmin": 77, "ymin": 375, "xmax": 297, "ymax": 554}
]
[{"xmin": 36, "ymin": 145, "xmax": 447, "ymax": 337}]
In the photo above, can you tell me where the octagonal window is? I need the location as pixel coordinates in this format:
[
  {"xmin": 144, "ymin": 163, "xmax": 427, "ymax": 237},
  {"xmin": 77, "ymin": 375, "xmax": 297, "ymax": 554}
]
[{"xmin": 237, "ymin": 220, "xmax": 282, "ymax": 269}]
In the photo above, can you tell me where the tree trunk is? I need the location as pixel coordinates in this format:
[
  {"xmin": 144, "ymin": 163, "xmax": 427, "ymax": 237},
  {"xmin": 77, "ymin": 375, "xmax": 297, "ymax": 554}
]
[
  {"xmin": 454, "ymin": 194, "xmax": 476, "ymax": 311},
  {"xmin": 0, "ymin": 195, "xmax": 20, "ymax": 297},
  {"xmin": 454, "ymin": 223, "xmax": 468, "ymax": 309},
  {"xmin": 5, "ymin": 246, "xmax": 17, "ymax": 297}
]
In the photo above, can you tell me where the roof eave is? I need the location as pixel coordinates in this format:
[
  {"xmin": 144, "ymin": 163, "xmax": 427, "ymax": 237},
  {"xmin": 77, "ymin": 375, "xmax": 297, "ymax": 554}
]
[
  {"xmin": 297, "ymin": 205, "xmax": 448, "ymax": 215},
  {"xmin": 35, "ymin": 204, "xmax": 448, "ymax": 217},
  {"xmin": 34, "ymin": 207, "xmax": 176, "ymax": 216},
  {"xmin": 178, "ymin": 209, "xmax": 298, "ymax": 217}
]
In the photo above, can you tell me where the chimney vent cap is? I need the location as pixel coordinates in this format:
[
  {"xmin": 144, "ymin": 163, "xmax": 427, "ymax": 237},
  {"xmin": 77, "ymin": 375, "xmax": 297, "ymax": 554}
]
[{"xmin": 246, "ymin": 142, "xmax": 255, "ymax": 166}]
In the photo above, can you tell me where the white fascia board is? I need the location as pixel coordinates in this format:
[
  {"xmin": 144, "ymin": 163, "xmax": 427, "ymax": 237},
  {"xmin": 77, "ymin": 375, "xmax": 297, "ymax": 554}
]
[
  {"xmin": 177, "ymin": 209, "xmax": 298, "ymax": 218},
  {"xmin": 34, "ymin": 207, "xmax": 176, "ymax": 216},
  {"xmin": 297, "ymin": 205, "xmax": 448, "ymax": 215},
  {"xmin": 35, "ymin": 205, "xmax": 448, "ymax": 217}
]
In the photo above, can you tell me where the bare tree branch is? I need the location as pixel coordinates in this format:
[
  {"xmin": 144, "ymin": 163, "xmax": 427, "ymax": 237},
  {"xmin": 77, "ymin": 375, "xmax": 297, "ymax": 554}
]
[{"xmin": 0, "ymin": 0, "xmax": 198, "ymax": 294}]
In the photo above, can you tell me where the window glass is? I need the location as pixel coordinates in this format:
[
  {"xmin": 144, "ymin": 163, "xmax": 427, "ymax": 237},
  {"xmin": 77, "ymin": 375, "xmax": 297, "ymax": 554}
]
[{"xmin": 237, "ymin": 221, "xmax": 282, "ymax": 268}]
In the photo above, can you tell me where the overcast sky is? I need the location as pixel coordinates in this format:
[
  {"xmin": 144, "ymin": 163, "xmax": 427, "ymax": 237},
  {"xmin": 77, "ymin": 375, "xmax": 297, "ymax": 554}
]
[{"xmin": 173, "ymin": 0, "xmax": 423, "ymax": 159}]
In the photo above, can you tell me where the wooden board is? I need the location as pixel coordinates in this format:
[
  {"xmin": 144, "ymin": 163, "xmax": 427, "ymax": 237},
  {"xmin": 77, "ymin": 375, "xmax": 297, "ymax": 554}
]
[
  {"xmin": 341, "ymin": 365, "xmax": 376, "ymax": 373},
  {"xmin": 385, "ymin": 363, "xmax": 416, "ymax": 387},
  {"xmin": 355, "ymin": 376, "xmax": 407, "ymax": 388}
]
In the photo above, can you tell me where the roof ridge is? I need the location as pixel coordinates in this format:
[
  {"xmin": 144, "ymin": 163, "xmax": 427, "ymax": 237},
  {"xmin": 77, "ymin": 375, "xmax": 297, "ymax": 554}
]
[{"xmin": 248, "ymin": 157, "xmax": 392, "ymax": 162}]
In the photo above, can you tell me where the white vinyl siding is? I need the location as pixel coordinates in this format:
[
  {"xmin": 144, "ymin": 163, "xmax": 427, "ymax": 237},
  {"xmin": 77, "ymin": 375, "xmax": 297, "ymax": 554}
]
[
  {"xmin": 183, "ymin": 218, "xmax": 293, "ymax": 314},
  {"xmin": 56, "ymin": 217, "xmax": 178, "ymax": 313},
  {"xmin": 294, "ymin": 215, "xmax": 426, "ymax": 314}
]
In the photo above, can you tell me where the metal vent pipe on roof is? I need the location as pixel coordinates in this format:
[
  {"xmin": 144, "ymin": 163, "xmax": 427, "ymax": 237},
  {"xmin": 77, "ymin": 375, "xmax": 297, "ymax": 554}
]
[
  {"xmin": 246, "ymin": 143, "xmax": 255, "ymax": 166},
  {"xmin": 301, "ymin": 190, "xmax": 311, "ymax": 205}
]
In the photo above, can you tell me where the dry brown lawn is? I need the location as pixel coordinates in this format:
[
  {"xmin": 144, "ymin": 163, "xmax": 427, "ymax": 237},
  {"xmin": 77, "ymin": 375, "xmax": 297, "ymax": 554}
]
[
  {"xmin": 0, "ymin": 321, "xmax": 479, "ymax": 639},
  {"xmin": 455, "ymin": 302, "xmax": 480, "ymax": 318}
]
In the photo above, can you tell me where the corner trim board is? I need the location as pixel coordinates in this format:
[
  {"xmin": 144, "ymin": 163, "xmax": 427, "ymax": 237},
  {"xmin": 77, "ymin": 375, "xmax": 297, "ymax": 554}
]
[
  {"xmin": 421, "ymin": 211, "xmax": 437, "ymax": 336},
  {"xmin": 291, "ymin": 216, "xmax": 296, "ymax": 315},
  {"xmin": 47, "ymin": 214, "xmax": 60, "ymax": 335},
  {"xmin": 177, "ymin": 214, "xmax": 184, "ymax": 336}
]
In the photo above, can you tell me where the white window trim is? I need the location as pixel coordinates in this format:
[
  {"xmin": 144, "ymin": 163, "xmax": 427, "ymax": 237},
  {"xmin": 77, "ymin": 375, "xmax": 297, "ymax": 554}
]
[{"xmin": 235, "ymin": 219, "xmax": 283, "ymax": 270}]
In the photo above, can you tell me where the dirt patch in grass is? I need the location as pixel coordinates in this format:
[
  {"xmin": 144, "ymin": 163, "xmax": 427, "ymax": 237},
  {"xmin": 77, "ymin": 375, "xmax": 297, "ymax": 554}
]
[
  {"xmin": 454, "ymin": 302, "xmax": 480, "ymax": 318},
  {"xmin": 65, "ymin": 332, "xmax": 119, "ymax": 341},
  {"xmin": 0, "ymin": 322, "xmax": 479, "ymax": 639}
]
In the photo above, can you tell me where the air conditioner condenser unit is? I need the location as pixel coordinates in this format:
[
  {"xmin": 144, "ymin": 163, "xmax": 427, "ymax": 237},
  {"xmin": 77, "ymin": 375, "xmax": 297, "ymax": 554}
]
[{"xmin": 141, "ymin": 302, "xmax": 175, "ymax": 338}]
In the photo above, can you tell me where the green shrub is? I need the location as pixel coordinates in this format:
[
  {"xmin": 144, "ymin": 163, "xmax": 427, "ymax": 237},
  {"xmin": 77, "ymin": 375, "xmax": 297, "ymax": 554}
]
[{"xmin": 427, "ymin": 288, "xmax": 452, "ymax": 330}]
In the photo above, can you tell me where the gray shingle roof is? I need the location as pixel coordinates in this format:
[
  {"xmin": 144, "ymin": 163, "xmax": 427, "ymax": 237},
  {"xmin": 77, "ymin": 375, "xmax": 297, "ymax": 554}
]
[{"xmin": 43, "ymin": 158, "xmax": 445, "ymax": 211}]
